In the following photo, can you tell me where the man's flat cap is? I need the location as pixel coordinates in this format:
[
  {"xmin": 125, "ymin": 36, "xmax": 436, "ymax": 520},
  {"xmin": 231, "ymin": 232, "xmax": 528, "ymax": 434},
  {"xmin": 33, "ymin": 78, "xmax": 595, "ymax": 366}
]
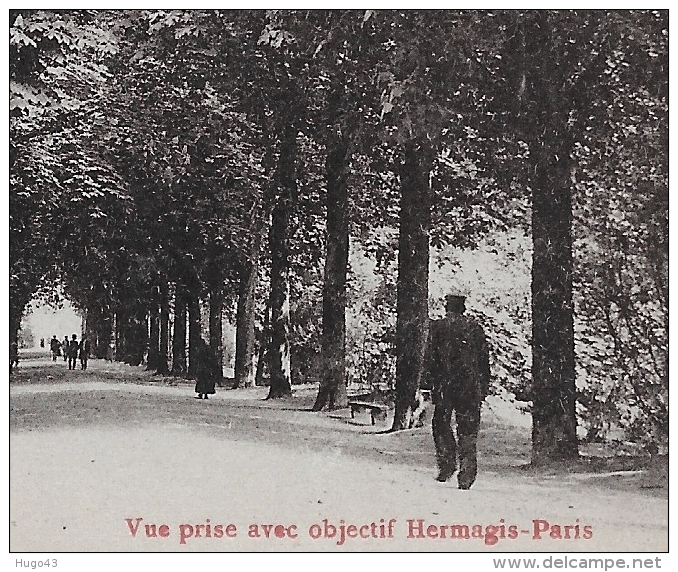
[{"xmin": 445, "ymin": 293, "xmax": 467, "ymax": 303}]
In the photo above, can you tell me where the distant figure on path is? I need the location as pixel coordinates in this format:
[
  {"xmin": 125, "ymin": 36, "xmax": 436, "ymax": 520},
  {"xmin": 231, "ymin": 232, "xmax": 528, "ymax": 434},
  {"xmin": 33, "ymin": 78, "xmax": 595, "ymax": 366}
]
[
  {"xmin": 62, "ymin": 336, "xmax": 69, "ymax": 362},
  {"xmin": 194, "ymin": 338, "xmax": 217, "ymax": 400},
  {"xmin": 68, "ymin": 334, "xmax": 79, "ymax": 370},
  {"xmin": 79, "ymin": 336, "xmax": 90, "ymax": 370},
  {"xmin": 50, "ymin": 336, "xmax": 61, "ymax": 362},
  {"xmin": 426, "ymin": 293, "xmax": 491, "ymax": 490}
]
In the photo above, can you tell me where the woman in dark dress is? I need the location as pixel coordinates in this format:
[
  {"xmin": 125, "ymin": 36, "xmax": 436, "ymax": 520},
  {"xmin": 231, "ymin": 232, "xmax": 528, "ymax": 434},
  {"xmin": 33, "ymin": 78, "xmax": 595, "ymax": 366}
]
[{"xmin": 194, "ymin": 338, "xmax": 217, "ymax": 399}]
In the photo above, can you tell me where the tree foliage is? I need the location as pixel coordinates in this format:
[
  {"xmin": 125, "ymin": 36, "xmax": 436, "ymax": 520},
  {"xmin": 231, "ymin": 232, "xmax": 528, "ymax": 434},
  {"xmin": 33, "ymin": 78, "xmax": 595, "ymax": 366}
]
[{"xmin": 9, "ymin": 9, "xmax": 668, "ymax": 455}]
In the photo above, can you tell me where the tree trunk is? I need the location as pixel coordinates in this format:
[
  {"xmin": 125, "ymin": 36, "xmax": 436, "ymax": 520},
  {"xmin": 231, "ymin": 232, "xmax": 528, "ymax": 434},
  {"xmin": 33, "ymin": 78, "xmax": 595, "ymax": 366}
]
[
  {"xmin": 172, "ymin": 283, "xmax": 188, "ymax": 375},
  {"xmin": 84, "ymin": 304, "xmax": 111, "ymax": 359},
  {"xmin": 9, "ymin": 302, "xmax": 23, "ymax": 351},
  {"xmin": 147, "ymin": 288, "xmax": 160, "ymax": 371},
  {"xmin": 524, "ymin": 12, "xmax": 579, "ymax": 465},
  {"xmin": 117, "ymin": 307, "xmax": 130, "ymax": 363},
  {"xmin": 209, "ymin": 283, "xmax": 224, "ymax": 381},
  {"xmin": 391, "ymin": 140, "xmax": 432, "ymax": 431},
  {"xmin": 254, "ymin": 331, "xmax": 267, "ymax": 387},
  {"xmin": 254, "ymin": 305, "xmax": 270, "ymax": 387},
  {"xmin": 234, "ymin": 251, "xmax": 259, "ymax": 389},
  {"xmin": 313, "ymin": 123, "xmax": 350, "ymax": 411},
  {"xmin": 134, "ymin": 306, "xmax": 147, "ymax": 366},
  {"xmin": 530, "ymin": 139, "xmax": 578, "ymax": 464},
  {"xmin": 114, "ymin": 307, "xmax": 124, "ymax": 362},
  {"xmin": 188, "ymin": 292, "xmax": 201, "ymax": 377},
  {"xmin": 95, "ymin": 312, "xmax": 113, "ymax": 360},
  {"xmin": 10, "ymin": 287, "xmax": 32, "ymax": 369},
  {"xmin": 157, "ymin": 282, "xmax": 170, "ymax": 375},
  {"xmin": 120, "ymin": 303, "xmax": 145, "ymax": 366},
  {"xmin": 9, "ymin": 307, "xmax": 22, "ymax": 373},
  {"xmin": 266, "ymin": 121, "xmax": 296, "ymax": 399}
]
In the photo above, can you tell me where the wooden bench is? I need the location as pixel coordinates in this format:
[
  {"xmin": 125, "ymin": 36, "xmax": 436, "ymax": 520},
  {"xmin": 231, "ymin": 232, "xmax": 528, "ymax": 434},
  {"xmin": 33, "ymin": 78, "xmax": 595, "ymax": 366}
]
[
  {"xmin": 348, "ymin": 401, "xmax": 389, "ymax": 425},
  {"xmin": 347, "ymin": 392, "xmax": 373, "ymax": 402}
]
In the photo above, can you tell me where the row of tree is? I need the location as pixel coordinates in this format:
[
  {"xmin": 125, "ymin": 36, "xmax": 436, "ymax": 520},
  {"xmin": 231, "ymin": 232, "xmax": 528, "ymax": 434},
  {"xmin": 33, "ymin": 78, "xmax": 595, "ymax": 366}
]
[{"xmin": 10, "ymin": 10, "xmax": 668, "ymax": 462}]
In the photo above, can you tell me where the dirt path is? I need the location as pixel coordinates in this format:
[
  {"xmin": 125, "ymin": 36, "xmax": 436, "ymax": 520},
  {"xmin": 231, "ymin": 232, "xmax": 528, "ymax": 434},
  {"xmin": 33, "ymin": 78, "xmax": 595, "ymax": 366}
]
[{"xmin": 9, "ymin": 357, "xmax": 668, "ymax": 552}]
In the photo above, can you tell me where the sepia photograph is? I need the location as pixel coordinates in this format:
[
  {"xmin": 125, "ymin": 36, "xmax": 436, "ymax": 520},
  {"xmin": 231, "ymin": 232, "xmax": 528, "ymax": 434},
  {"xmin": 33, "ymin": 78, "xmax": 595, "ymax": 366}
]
[{"xmin": 8, "ymin": 7, "xmax": 668, "ymax": 562}]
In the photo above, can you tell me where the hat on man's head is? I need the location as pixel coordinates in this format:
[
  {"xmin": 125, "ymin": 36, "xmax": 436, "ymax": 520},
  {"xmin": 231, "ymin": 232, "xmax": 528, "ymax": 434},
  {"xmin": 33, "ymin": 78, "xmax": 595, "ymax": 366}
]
[
  {"xmin": 444, "ymin": 290, "xmax": 468, "ymax": 313},
  {"xmin": 444, "ymin": 287, "xmax": 469, "ymax": 303},
  {"xmin": 445, "ymin": 293, "xmax": 466, "ymax": 304}
]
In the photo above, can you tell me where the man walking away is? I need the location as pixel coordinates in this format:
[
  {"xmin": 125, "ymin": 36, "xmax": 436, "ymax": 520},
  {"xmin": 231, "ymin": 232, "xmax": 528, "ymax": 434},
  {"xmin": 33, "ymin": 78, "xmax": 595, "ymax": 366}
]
[
  {"xmin": 50, "ymin": 335, "xmax": 61, "ymax": 362},
  {"xmin": 426, "ymin": 293, "xmax": 491, "ymax": 490},
  {"xmin": 79, "ymin": 336, "xmax": 90, "ymax": 370},
  {"xmin": 68, "ymin": 334, "xmax": 79, "ymax": 370},
  {"xmin": 62, "ymin": 336, "xmax": 69, "ymax": 362}
]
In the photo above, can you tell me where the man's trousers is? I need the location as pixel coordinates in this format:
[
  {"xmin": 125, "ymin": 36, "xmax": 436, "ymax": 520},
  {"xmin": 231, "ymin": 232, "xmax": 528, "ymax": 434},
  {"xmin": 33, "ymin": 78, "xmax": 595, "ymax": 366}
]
[{"xmin": 432, "ymin": 383, "xmax": 482, "ymax": 489}]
